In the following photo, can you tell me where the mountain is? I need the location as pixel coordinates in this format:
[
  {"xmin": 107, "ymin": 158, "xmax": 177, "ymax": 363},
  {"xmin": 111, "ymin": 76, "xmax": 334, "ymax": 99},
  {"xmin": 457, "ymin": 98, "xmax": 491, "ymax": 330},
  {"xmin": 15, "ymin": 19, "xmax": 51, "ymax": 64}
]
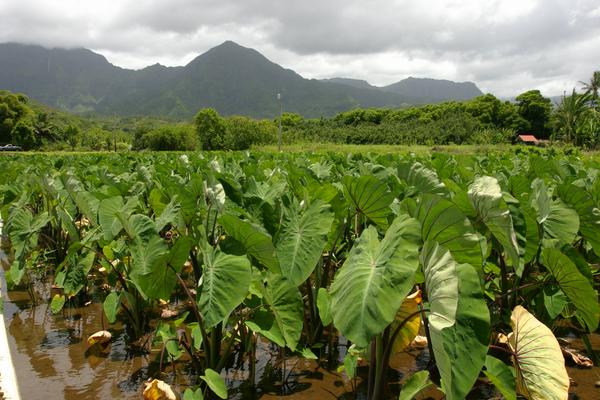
[
  {"xmin": 382, "ymin": 77, "xmax": 483, "ymax": 101},
  {"xmin": 324, "ymin": 76, "xmax": 483, "ymax": 103},
  {"xmin": 0, "ymin": 41, "xmax": 483, "ymax": 118},
  {"xmin": 320, "ymin": 77, "xmax": 377, "ymax": 90}
]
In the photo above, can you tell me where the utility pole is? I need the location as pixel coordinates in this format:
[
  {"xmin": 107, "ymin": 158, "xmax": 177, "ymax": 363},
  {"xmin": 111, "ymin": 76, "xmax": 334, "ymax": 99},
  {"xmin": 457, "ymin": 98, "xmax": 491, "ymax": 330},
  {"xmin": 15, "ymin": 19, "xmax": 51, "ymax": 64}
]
[{"xmin": 277, "ymin": 92, "xmax": 282, "ymax": 151}]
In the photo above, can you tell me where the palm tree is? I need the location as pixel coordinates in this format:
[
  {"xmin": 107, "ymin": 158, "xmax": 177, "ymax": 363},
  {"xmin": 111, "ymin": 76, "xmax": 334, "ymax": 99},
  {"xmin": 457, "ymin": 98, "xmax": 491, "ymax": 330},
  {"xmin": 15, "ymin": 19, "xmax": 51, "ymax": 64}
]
[
  {"xmin": 580, "ymin": 71, "xmax": 600, "ymax": 106},
  {"xmin": 554, "ymin": 89, "xmax": 591, "ymax": 146}
]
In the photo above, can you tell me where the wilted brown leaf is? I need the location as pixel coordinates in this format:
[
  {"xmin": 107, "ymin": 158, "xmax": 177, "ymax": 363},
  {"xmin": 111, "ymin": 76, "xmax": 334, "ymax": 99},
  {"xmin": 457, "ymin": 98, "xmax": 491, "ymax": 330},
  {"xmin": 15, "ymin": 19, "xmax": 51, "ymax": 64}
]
[
  {"xmin": 161, "ymin": 309, "xmax": 179, "ymax": 319},
  {"xmin": 410, "ymin": 335, "xmax": 428, "ymax": 349},
  {"xmin": 143, "ymin": 379, "xmax": 177, "ymax": 400},
  {"xmin": 562, "ymin": 347, "xmax": 593, "ymax": 368}
]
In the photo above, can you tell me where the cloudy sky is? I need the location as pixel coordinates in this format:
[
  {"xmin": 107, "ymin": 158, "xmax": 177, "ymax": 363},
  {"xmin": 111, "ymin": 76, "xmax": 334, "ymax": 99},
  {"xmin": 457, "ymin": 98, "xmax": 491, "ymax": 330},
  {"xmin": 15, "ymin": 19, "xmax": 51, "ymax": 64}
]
[{"xmin": 1, "ymin": 0, "xmax": 599, "ymax": 97}]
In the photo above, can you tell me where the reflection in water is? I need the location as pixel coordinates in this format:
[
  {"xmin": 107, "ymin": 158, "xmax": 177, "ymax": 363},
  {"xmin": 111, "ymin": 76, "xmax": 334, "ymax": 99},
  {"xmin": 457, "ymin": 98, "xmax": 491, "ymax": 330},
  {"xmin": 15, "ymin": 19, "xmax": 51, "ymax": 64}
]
[{"xmin": 39, "ymin": 329, "xmax": 82, "ymax": 349}]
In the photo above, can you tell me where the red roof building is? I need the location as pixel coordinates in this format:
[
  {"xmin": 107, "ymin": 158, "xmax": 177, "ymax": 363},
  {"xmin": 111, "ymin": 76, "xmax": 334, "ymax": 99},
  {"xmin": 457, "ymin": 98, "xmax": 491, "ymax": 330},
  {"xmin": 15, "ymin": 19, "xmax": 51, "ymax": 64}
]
[{"xmin": 516, "ymin": 134, "xmax": 539, "ymax": 145}]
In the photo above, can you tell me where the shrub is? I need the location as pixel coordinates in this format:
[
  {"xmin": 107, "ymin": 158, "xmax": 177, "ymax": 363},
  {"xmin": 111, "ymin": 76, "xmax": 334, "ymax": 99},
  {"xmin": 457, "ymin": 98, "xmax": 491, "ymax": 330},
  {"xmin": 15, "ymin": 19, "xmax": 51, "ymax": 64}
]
[{"xmin": 142, "ymin": 125, "xmax": 198, "ymax": 151}]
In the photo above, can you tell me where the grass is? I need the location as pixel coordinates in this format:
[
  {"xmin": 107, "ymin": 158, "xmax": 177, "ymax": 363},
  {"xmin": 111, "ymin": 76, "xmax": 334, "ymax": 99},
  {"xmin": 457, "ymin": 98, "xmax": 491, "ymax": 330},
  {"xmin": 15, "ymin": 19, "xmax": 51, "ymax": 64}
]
[
  {"xmin": 256, "ymin": 142, "xmax": 516, "ymax": 154},
  {"xmin": 0, "ymin": 142, "xmax": 588, "ymax": 157}
]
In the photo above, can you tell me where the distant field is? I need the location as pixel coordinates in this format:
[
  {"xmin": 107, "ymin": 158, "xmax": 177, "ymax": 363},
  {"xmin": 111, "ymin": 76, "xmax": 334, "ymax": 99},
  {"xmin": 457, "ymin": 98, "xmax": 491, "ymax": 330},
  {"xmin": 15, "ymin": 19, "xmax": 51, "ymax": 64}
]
[
  {"xmin": 256, "ymin": 143, "xmax": 517, "ymax": 154},
  {"xmin": 0, "ymin": 142, "xmax": 585, "ymax": 157}
]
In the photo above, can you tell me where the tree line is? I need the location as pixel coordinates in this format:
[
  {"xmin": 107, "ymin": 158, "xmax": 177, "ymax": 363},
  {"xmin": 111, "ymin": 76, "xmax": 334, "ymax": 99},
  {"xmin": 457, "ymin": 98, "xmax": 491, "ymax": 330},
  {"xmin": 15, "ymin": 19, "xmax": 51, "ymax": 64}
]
[{"xmin": 1, "ymin": 71, "xmax": 598, "ymax": 150}]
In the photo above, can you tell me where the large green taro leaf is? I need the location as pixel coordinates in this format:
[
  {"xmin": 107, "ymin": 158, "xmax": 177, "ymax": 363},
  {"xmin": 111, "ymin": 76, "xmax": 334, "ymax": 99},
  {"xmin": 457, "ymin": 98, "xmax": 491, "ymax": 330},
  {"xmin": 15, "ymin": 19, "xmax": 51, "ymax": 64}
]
[
  {"xmin": 542, "ymin": 248, "xmax": 599, "ymax": 332},
  {"xmin": 197, "ymin": 243, "xmax": 252, "ymax": 328},
  {"xmin": 542, "ymin": 200, "xmax": 579, "ymax": 246},
  {"xmin": 397, "ymin": 162, "xmax": 448, "ymax": 197},
  {"xmin": 420, "ymin": 241, "xmax": 490, "ymax": 400},
  {"xmin": 6, "ymin": 208, "xmax": 50, "ymax": 260},
  {"xmin": 531, "ymin": 180, "xmax": 579, "ymax": 246},
  {"xmin": 219, "ymin": 214, "xmax": 280, "ymax": 274},
  {"xmin": 510, "ymin": 202, "xmax": 540, "ymax": 266},
  {"xmin": 72, "ymin": 191, "xmax": 100, "ymax": 226},
  {"xmin": 329, "ymin": 214, "xmax": 420, "ymax": 347},
  {"xmin": 558, "ymin": 183, "xmax": 600, "ymax": 257},
  {"xmin": 406, "ymin": 194, "xmax": 484, "ymax": 268},
  {"xmin": 56, "ymin": 251, "xmax": 95, "ymax": 297},
  {"xmin": 243, "ymin": 176, "xmax": 287, "ymax": 207},
  {"xmin": 127, "ymin": 215, "xmax": 184, "ymax": 301},
  {"xmin": 122, "ymin": 213, "xmax": 159, "ymax": 243},
  {"xmin": 468, "ymin": 176, "xmax": 520, "ymax": 269},
  {"xmin": 508, "ymin": 306, "xmax": 569, "ymax": 400},
  {"xmin": 276, "ymin": 200, "xmax": 334, "ymax": 286},
  {"xmin": 244, "ymin": 308, "xmax": 285, "ymax": 347},
  {"xmin": 343, "ymin": 175, "xmax": 395, "ymax": 228},
  {"xmin": 129, "ymin": 234, "xmax": 170, "ymax": 300},
  {"xmin": 154, "ymin": 195, "xmax": 181, "ymax": 232},
  {"xmin": 264, "ymin": 274, "xmax": 304, "ymax": 351},
  {"xmin": 98, "ymin": 195, "xmax": 138, "ymax": 241}
]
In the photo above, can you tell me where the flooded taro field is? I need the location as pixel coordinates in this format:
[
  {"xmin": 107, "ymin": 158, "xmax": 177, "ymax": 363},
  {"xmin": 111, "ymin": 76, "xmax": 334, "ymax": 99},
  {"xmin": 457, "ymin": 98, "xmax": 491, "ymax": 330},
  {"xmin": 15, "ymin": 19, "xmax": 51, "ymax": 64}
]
[{"xmin": 2, "ymin": 151, "xmax": 600, "ymax": 399}]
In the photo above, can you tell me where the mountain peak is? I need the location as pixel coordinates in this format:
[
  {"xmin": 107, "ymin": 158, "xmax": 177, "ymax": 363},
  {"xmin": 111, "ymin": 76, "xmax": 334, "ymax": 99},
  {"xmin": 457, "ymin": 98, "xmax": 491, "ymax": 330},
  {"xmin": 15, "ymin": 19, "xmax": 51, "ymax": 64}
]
[
  {"xmin": 209, "ymin": 40, "xmax": 251, "ymax": 53},
  {"xmin": 218, "ymin": 40, "xmax": 242, "ymax": 48},
  {"xmin": 186, "ymin": 40, "xmax": 273, "ymax": 71}
]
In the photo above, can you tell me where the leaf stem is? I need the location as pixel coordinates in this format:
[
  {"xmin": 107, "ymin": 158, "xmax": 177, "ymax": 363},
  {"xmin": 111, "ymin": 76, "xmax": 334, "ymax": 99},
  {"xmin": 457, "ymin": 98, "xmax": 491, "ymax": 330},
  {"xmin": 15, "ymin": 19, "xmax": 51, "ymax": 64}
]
[{"xmin": 173, "ymin": 269, "xmax": 211, "ymax": 365}]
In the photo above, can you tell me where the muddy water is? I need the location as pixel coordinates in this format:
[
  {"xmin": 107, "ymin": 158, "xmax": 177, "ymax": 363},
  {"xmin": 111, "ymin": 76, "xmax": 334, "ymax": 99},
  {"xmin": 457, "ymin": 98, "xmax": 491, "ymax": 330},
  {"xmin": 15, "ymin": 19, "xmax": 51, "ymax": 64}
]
[
  {"xmin": 1, "ymin": 278, "xmax": 439, "ymax": 400},
  {"xmin": 2, "ymin": 281, "xmax": 163, "ymax": 398},
  {"xmin": 563, "ymin": 333, "xmax": 600, "ymax": 400},
  {"xmin": 0, "ymin": 258, "xmax": 440, "ymax": 400},
  {"xmin": 2, "ymin": 249, "xmax": 600, "ymax": 399}
]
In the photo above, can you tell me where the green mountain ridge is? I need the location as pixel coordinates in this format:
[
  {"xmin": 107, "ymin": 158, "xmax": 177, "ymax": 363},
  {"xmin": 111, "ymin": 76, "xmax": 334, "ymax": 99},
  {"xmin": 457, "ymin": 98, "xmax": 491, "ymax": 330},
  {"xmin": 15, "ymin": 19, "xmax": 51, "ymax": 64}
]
[{"xmin": 0, "ymin": 41, "xmax": 483, "ymax": 118}]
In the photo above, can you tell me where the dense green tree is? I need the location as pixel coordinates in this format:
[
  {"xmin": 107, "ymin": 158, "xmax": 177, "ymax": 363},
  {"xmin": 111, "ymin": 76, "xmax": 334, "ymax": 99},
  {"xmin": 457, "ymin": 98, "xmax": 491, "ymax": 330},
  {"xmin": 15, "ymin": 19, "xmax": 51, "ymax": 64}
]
[
  {"xmin": 33, "ymin": 112, "xmax": 56, "ymax": 141},
  {"xmin": 11, "ymin": 120, "xmax": 37, "ymax": 149},
  {"xmin": 195, "ymin": 108, "xmax": 227, "ymax": 150},
  {"xmin": 132, "ymin": 121, "xmax": 155, "ymax": 150},
  {"xmin": 0, "ymin": 91, "xmax": 35, "ymax": 145},
  {"xmin": 141, "ymin": 125, "xmax": 198, "ymax": 151},
  {"xmin": 515, "ymin": 90, "xmax": 553, "ymax": 138},
  {"xmin": 224, "ymin": 116, "xmax": 276, "ymax": 149},
  {"xmin": 464, "ymin": 94, "xmax": 501, "ymax": 125},
  {"xmin": 334, "ymin": 108, "xmax": 390, "ymax": 126},
  {"xmin": 464, "ymin": 94, "xmax": 526, "ymax": 132},
  {"xmin": 63, "ymin": 124, "xmax": 80, "ymax": 150},
  {"xmin": 496, "ymin": 101, "xmax": 529, "ymax": 132},
  {"xmin": 279, "ymin": 112, "xmax": 304, "ymax": 129}
]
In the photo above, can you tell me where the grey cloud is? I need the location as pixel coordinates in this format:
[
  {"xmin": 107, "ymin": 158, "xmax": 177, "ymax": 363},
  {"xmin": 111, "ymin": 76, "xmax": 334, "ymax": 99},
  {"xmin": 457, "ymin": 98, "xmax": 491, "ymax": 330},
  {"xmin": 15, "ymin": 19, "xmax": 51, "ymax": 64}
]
[{"xmin": 0, "ymin": 0, "xmax": 598, "ymax": 96}]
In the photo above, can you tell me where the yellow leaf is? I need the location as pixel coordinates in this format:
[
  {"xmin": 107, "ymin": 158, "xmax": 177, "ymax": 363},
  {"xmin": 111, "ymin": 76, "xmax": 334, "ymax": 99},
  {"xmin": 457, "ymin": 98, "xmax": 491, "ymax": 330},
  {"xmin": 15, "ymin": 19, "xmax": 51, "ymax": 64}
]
[
  {"xmin": 391, "ymin": 290, "xmax": 422, "ymax": 353},
  {"xmin": 508, "ymin": 306, "xmax": 569, "ymax": 400},
  {"xmin": 87, "ymin": 330, "xmax": 112, "ymax": 346},
  {"xmin": 143, "ymin": 379, "xmax": 178, "ymax": 400}
]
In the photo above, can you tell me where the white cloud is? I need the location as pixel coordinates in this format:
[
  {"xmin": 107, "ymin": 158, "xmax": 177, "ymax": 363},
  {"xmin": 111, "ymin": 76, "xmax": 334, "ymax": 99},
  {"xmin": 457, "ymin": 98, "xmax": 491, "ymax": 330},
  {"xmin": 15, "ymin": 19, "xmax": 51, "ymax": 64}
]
[{"xmin": 0, "ymin": 0, "xmax": 599, "ymax": 97}]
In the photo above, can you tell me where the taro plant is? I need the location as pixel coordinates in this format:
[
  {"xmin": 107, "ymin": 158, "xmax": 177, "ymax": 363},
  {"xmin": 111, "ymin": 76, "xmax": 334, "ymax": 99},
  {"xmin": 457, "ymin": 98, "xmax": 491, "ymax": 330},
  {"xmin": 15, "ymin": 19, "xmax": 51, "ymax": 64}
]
[{"xmin": 1, "ymin": 151, "xmax": 599, "ymax": 400}]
